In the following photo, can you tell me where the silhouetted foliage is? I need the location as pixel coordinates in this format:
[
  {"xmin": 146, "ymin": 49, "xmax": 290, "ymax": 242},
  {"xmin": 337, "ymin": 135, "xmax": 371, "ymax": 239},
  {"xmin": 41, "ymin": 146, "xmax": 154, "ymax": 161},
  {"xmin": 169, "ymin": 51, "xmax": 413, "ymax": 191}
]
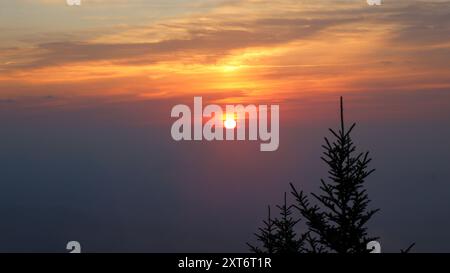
[
  {"xmin": 290, "ymin": 97, "xmax": 378, "ymax": 253},
  {"xmin": 248, "ymin": 97, "xmax": 400, "ymax": 253},
  {"xmin": 401, "ymin": 243, "xmax": 416, "ymax": 253},
  {"xmin": 247, "ymin": 195, "xmax": 307, "ymax": 254},
  {"xmin": 272, "ymin": 193, "xmax": 305, "ymax": 253},
  {"xmin": 247, "ymin": 206, "xmax": 277, "ymax": 253}
]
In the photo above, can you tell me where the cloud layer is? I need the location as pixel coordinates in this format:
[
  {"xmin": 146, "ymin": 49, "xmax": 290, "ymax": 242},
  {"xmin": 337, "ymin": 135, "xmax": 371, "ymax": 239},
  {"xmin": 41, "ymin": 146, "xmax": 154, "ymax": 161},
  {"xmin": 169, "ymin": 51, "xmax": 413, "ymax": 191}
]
[{"xmin": 1, "ymin": 0, "xmax": 449, "ymax": 105}]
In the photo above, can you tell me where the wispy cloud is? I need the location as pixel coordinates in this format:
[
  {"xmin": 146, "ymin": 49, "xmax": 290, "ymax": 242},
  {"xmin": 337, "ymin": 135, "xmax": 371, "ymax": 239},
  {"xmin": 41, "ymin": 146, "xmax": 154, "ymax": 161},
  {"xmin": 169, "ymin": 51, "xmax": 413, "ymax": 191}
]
[{"xmin": 1, "ymin": 0, "xmax": 449, "ymax": 105}]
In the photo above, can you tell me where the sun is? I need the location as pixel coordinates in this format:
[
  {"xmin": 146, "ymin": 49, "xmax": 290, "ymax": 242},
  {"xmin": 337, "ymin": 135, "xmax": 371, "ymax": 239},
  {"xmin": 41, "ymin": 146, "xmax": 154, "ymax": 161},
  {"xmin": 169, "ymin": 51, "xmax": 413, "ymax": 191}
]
[{"xmin": 223, "ymin": 114, "xmax": 237, "ymax": 129}]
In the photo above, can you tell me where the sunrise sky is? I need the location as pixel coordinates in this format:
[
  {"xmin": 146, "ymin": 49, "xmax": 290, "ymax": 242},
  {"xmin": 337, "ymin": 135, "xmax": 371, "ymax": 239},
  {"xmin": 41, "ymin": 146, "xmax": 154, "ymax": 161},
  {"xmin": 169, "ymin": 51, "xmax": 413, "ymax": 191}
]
[
  {"xmin": 1, "ymin": 0, "xmax": 449, "ymax": 107},
  {"xmin": 1, "ymin": 0, "xmax": 450, "ymax": 252}
]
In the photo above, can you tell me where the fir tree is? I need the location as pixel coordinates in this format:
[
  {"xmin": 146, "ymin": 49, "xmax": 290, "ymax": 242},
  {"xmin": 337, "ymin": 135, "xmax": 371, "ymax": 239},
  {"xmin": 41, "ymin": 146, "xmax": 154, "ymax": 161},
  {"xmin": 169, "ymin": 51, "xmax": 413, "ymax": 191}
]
[
  {"xmin": 290, "ymin": 97, "xmax": 378, "ymax": 253},
  {"xmin": 272, "ymin": 193, "xmax": 304, "ymax": 253},
  {"xmin": 247, "ymin": 194, "xmax": 307, "ymax": 253},
  {"xmin": 249, "ymin": 97, "xmax": 388, "ymax": 253},
  {"xmin": 247, "ymin": 206, "xmax": 277, "ymax": 253}
]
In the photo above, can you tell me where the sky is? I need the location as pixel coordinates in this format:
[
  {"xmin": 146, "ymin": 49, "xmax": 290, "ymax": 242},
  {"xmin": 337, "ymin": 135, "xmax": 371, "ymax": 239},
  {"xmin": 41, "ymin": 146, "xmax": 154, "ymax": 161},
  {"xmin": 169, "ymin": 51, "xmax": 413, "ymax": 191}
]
[{"xmin": 0, "ymin": 0, "xmax": 450, "ymax": 252}]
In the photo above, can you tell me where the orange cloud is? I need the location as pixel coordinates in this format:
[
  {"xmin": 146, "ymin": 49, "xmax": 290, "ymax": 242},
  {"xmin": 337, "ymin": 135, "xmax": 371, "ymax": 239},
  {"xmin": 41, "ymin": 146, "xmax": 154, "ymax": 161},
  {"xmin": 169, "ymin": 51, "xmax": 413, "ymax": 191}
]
[{"xmin": 1, "ymin": 0, "xmax": 449, "ymax": 106}]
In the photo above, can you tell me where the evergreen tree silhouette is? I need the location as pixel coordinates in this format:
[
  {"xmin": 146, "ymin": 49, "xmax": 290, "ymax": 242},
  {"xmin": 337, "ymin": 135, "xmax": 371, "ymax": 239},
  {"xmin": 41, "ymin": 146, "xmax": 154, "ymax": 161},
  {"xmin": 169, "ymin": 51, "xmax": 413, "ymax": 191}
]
[
  {"xmin": 290, "ymin": 97, "xmax": 378, "ymax": 253},
  {"xmin": 247, "ymin": 206, "xmax": 277, "ymax": 253},
  {"xmin": 248, "ymin": 194, "xmax": 306, "ymax": 253},
  {"xmin": 272, "ymin": 193, "xmax": 304, "ymax": 253},
  {"xmin": 249, "ymin": 97, "xmax": 391, "ymax": 253}
]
